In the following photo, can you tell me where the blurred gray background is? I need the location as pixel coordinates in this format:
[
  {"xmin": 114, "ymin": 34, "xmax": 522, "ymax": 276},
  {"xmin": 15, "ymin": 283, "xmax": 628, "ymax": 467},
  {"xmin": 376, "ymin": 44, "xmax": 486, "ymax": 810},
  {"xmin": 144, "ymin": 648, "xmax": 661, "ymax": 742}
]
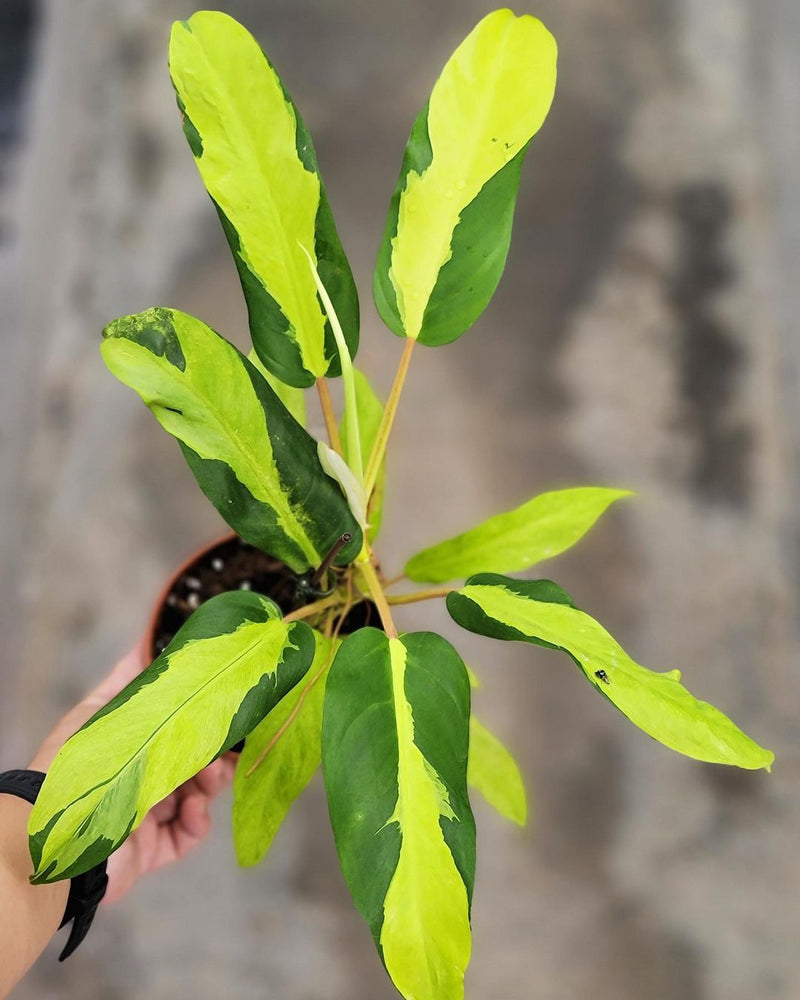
[{"xmin": 1, "ymin": 0, "xmax": 798, "ymax": 997}]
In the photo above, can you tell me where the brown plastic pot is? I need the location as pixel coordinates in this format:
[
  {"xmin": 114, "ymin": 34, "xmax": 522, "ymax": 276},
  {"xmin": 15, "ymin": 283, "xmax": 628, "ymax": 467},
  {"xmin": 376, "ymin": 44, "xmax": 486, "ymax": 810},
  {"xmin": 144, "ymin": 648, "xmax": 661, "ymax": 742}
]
[
  {"xmin": 137, "ymin": 532, "xmax": 303, "ymax": 667},
  {"xmin": 137, "ymin": 531, "xmax": 377, "ymax": 669},
  {"xmin": 140, "ymin": 531, "xmax": 234, "ymax": 667}
]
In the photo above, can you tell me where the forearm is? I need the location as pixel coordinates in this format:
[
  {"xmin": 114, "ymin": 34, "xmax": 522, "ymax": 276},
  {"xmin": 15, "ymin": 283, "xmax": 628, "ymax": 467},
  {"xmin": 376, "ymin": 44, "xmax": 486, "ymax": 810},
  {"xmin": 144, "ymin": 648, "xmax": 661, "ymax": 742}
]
[
  {"xmin": 0, "ymin": 795, "xmax": 68, "ymax": 998},
  {"xmin": 0, "ymin": 647, "xmax": 230, "ymax": 996}
]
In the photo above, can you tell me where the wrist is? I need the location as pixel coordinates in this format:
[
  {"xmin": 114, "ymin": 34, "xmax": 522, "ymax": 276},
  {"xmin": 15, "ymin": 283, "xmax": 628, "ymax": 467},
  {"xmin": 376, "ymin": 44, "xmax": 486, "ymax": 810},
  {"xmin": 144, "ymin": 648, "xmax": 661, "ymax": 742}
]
[
  {"xmin": 0, "ymin": 794, "xmax": 69, "ymax": 996},
  {"xmin": 27, "ymin": 751, "xmax": 53, "ymax": 774},
  {"xmin": 0, "ymin": 794, "xmax": 69, "ymax": 928},
  {"xmin": 0, "ymin": 769, "xmax": 108, "ymax": 962},
  {"xmin": 0, "ymin": 778, "xmax": 68, "ymax": 909}
]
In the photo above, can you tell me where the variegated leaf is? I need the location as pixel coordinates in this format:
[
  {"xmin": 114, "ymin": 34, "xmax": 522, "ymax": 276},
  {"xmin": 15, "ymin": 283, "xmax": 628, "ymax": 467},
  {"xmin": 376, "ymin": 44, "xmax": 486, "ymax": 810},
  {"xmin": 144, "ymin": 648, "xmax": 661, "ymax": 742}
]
[
  {"xmin": 469, "ymin": 715, "xmax": 527, "ymax": 826},
  {"xmin": 323, "ymin": 629, "xmax": 474, "ymax": 1000},
  {"xmin": 448, "ymin": 575, "xmax": 774, "ymax": 770},
  {"xmin": 374, "ymin": 10, "xmax": 557, "ymax": 345},
  {"xmin": 406, "ymin": 487, "xmax": 631, "ymax": 583},
  {"xmin": 29, "ymin": 592, "xmax": 314, "ymax": 883},
  {"xmin": 170, "ymin": 11, "xmax": 359, "ymax": 386},
  {"xmin": 102, "ymin": 307, "xmax": 361, "ymax": 573},
  {"xmin": 249, "ymin": 349, "xmax": 307, "ymax": 427}
]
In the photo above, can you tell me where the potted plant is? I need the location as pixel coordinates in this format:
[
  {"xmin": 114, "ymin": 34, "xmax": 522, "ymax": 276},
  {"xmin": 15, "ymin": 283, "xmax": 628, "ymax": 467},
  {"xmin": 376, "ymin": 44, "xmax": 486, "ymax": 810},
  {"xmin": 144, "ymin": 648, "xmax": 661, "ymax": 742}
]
[{"xmin": 26, "ymin": 10, "xmax": 773, "ymax": 999}]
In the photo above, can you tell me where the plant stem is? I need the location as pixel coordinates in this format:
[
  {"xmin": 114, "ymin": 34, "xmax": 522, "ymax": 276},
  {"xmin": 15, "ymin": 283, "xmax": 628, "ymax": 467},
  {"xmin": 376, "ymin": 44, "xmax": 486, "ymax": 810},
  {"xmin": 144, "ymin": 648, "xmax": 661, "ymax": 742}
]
[
  {"xmin": 316, "ymin": 378, "xmax": 342, "ymax": 455},
  {"xmin": 312, "ymin": 532, "xmax": 352, "ymax": 590},
  {"xmin": 358, "ymin": 559, "xmax": 398, "ymax": 638},
  {"xmin": 364, "ymin": 338, "xmax": 415, "ymax": 497},
  {"xmin": 386, "ymin": 586, "xmax": 453, "ymax": 606},
  {"xmin": 283, "ymin": 593, "xmax": 341, "ymax": 624},
  {"xmin": 383, "ymin": 572, "xmax": 407, "ymax": 588}
]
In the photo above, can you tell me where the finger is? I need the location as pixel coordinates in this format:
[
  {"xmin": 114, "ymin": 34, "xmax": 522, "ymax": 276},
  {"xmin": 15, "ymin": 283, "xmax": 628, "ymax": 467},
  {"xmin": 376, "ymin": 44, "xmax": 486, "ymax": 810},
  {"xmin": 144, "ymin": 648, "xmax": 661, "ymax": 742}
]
[
  {"xmin": 192, "ymin": 757, "xmax": 236, "ymax": 799},
  {"xmin": 151, "ymin": 793, "xmax": 179, "ymax": 825},
  {"xmin": 146, "ymin": 756, "xmax": 234, "ymax": 825},
  {"xmin": 104, "ymin": 824, "xmax": 152, "ymax": 904},
  {"xmin": 169, "ymin": 793, "xmax": 210, "ymax": 858},
  {"xmin": 181, "ymin": 793, "xmax": 211, "ymax": 839},
  {"xmin": 111, "ymin": 809, "xmax": 187, "ymax": 892},
  {"xmin": 104, "ymin": 786, "xmax": 215, "ymax": 903}
]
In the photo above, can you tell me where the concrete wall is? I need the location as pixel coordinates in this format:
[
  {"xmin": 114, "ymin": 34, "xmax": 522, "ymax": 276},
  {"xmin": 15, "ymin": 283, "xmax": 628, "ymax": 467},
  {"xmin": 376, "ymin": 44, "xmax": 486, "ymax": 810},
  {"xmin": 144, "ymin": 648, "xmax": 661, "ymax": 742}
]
[{"xmin": 1, "ymin": 1, "xmax": 798, "ymax": 997}]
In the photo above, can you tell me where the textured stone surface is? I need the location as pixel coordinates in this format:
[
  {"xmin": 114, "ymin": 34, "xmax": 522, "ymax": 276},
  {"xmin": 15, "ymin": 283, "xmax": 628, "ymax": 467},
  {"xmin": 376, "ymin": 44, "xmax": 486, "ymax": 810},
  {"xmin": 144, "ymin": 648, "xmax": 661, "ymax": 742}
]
[{"xmin": 1, "ymin": 1, "xmax": 797, "ymax": 997}]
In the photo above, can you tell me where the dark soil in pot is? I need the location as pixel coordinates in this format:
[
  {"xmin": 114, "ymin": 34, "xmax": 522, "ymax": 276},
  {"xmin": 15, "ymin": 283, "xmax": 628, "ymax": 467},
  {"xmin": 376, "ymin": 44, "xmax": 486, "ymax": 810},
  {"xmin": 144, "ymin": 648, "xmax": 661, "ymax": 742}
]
[
  {"xmin": 148, "ymin": 534, "xmax": 377, "ymax": 753},
  {"xmin": 150, "ymin": 534, "xmax": 377, "ymax": 657}
]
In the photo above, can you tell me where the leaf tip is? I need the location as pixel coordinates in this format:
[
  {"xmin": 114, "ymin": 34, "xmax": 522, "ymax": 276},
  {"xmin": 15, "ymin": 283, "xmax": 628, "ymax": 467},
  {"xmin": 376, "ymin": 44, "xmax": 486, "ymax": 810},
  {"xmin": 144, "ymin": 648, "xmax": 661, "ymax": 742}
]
[
  {"xmin": 27, "ymin": 858, "xmax": 56, "ymax": 886},
  {"xmin": 169, "ymin": 17, "xmax": 194, "ymax": 50}
]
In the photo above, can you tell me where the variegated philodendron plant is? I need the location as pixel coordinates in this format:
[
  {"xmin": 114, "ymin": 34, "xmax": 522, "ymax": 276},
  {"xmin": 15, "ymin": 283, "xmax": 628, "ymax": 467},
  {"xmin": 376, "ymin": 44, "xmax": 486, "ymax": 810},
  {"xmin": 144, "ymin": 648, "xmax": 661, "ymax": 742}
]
[{"xmin": 28, "ymin": 10, "xmax": 773, "ymax": 999}]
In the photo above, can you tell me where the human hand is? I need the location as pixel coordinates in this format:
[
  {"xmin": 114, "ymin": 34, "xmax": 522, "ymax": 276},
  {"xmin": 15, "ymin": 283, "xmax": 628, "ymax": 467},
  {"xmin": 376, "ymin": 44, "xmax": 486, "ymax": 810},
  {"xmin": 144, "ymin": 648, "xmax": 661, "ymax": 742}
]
[{"xmin": 28, "ymin": 647, "xmax": 237, "ymax": 903}]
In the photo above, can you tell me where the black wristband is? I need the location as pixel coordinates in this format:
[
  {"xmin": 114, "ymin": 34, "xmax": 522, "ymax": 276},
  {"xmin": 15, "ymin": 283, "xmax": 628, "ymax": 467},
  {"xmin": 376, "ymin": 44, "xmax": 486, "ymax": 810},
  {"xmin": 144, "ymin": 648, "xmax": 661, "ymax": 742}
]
[{"xmin": 0, "ymin": 769, "xmax": 108, "ymax": 961}]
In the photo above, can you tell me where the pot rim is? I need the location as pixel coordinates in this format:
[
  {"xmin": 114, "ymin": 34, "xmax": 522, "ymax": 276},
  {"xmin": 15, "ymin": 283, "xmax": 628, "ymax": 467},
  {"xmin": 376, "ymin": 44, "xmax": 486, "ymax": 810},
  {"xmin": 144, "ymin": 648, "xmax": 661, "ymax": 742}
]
[
  {"xmin": 141, "ymin": 530, "xmax": 237, "ymax": 664},
  {"xmin": 139, "ymin": 533, "xmax": 375, "ymax": 668}
]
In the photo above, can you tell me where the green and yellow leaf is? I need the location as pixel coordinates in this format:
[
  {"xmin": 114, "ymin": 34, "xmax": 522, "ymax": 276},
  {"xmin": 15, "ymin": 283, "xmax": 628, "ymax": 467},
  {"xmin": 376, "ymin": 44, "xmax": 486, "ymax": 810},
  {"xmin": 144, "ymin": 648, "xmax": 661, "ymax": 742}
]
[
  {"xmin": 374, "ymin": 9, "xmax": 557, "ymax": 345},
  {"xmin": 323, "ymin": 629, "xmax": 474, "ymax": 1000},
  {"xmin": 29, "ymin": 592, "xmax": 315, "ymax": 883},
  {"xmin": 102, "ymin": 307, "xmax": 361, "ymax": 573},
  {"xmin": 465, "ymin": 664, "xmax": 481, "ymax": 689},
  {"xmin": 170, "ymin": 11, "xmax": 359, "ymax": 386},
  {"xmin": 448, "ymin": 575, "xmax": 774, "ymax": 770},
  {"xmin": 249, "ymin": 349, "xmax": 307, "ymax": 427},
  {"xmin": 406, "ymin": 487, "xmax": 631, "ymax": 583},
  {"xmin": 468, "ymin": 716, "xmax": 527, "ymax": 826},
  {"xmin": 234, "ymin": 632, "xmax": 336, "ymax": 866}
]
